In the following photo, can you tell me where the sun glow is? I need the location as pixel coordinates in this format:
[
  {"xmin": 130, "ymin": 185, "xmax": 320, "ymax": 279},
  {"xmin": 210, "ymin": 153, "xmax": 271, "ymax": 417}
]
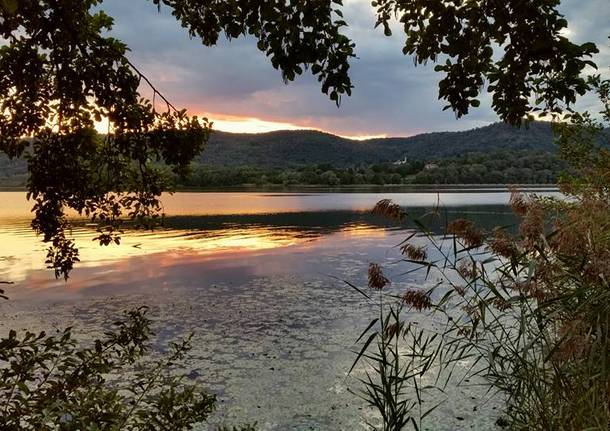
[
  {"xmin": 202, "ymin": 113, "xmax": 313, "ymax": 134},
  {"xmin": 337, "ymin": 133, "xmax": 388, "ymax": 141},
  {"xmin": 93, "ymin": 112, "xmax": 389, "ymax": 140},
  {"xmin": 200, "ymin": 113, "xmax": 391, "ymax": 139},
  {"xmin": 93, "ymin": 113, "xmax": 310, "ymax": 135},
  {"xmin": 94, "ymin": 117, "xmax": 112, "ymax": 135}
]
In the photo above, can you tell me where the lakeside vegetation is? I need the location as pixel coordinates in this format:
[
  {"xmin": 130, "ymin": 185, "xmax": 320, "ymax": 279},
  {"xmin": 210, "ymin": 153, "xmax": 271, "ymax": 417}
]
[
  {"xmin": 0, "ymin": 148, "xmax": 570, "ymax": 189},
  {"xmin": 2, "ymin": 120, "xmax": 603, "ymax": 189},
  {"xmin": 358, "ymin": 105, "xmax": 610, "ymax": 429},
  {"xmin": 178, "ymin": 150, "xmax": 566, "ymax": 187}
]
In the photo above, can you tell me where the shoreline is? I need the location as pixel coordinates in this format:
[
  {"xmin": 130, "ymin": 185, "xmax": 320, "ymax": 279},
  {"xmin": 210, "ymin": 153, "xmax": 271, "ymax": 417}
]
[{"xmin": 0, "ymin": 184, "xmax": 560, "ymax": 194}]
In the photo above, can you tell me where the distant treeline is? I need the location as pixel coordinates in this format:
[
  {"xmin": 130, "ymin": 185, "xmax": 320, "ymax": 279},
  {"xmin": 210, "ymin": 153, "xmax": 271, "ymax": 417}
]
[
  {"xmin": 2, "ymin": 121, "xmax": 607, "ymax": 188},
  {"xmin": 178, "ymin": 150, "xmax": 567, "ymax": 187},
  {"xmin": 411, "ymin": 150, "xmax": 567, "ymax": 184},
  {"xmin": 0, "ymin": 149, "xmax": 568, "ymax": 189},
  {"xmin": 0, "ymin": 155, "xmax": 27, "ymax": 187}
]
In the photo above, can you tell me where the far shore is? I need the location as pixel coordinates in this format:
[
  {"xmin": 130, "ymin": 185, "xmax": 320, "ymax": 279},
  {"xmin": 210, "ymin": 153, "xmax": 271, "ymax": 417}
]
[{"xmin": 0, "ymin": 183, "xmax": 560, "ymax": 194}]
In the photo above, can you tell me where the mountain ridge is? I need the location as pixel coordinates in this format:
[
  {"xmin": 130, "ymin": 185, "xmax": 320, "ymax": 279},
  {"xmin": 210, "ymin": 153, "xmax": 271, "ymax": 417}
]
[
  {"xmin": 197, "ymin": 121, "xmax": 557, "ymax": 167},
  {"xmin": 3, "ymin": 121, "xmax": 607, "ymax": 187}
]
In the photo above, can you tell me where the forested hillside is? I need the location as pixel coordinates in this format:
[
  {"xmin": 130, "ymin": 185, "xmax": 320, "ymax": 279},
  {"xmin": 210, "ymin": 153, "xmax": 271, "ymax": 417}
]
[
  {"xmin": 196, "ymin": 121, "xmax": 557, "ymax": 167},
  {"xmin": 180, "ymin": 150, "xmax": 567, "ymax": 187},
  {"xmin": 2, "ymin": 121, "xmax": 605, "ymax": 187},
  {"xmin": 0, "ymin": 155, "xmax": 27, "ymax": 187}
]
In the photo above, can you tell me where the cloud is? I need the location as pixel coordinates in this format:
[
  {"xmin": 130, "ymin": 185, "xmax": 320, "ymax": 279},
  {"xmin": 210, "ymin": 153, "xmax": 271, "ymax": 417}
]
[{"xmin": 100, "ymin": 0, "xmax": 610, "ymax": 137}]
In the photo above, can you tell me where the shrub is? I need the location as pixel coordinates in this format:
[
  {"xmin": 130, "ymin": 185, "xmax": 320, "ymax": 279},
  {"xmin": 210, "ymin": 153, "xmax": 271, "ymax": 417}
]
[{"xmin": 0, "ymin": 307, "xmax": 217, "ymax": 430}]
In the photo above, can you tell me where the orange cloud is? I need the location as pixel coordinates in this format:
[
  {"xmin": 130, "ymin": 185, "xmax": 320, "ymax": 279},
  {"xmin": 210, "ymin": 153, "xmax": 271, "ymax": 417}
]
[
  {"xmin": 199, "ymin": 112, "xmax": 313, "ymax": 134},
  {"xmin": 95, "ymin": 111, "xmax": 391, "ymax": 140},
  {"xmin": 197, "ymin": 112, "xmax": 390, "ymax": 140}
]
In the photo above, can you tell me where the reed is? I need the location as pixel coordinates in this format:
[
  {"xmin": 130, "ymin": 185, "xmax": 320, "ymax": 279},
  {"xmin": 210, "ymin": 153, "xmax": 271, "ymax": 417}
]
[{"xmin": 351, "ymin": 82, "xmax": 610, "ymax": 430}]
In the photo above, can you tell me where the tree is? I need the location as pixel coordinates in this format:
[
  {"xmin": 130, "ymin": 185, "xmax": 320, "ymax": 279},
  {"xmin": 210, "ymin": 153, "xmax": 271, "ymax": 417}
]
[
  {"xmin": 373, "ymin": 0, "xmax": 598, "ymax": 123},
  {"xmin": 320, "ymin": 170, "xmax": 340, "ymax": 185}
]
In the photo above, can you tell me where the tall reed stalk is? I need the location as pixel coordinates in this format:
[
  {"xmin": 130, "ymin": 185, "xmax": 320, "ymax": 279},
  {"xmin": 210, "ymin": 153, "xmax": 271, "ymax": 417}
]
[{"xmin": 350, "ymin": 77, "xmax": 610, "ymax": 430}]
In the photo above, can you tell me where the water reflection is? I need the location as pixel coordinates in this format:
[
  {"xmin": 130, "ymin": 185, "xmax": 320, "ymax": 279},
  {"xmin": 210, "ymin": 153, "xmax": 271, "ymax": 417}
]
[
  {"xmin": 0, "ymin": 215, "xmax": 389, "ymax": 296},
  {"xmin": 158, "ymin": 190, "xmax": 557, "ymax": 214},
  {"xmin": 0, "ymin": 189, "xmax": 532, "ymax": 295},
  {"xmin": 0, "ymin": 205, "xmax": 519, "ymax": 300},
  {"xmin": 0, "ymin": 188, "xmax": 560, "ymax": 219}
]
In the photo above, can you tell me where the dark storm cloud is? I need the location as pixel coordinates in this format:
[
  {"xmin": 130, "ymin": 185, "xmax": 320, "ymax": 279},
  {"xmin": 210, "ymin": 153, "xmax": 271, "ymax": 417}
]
[{"xmin": 101, "ymin": 0, "xmax": 610, "ymax": 137}]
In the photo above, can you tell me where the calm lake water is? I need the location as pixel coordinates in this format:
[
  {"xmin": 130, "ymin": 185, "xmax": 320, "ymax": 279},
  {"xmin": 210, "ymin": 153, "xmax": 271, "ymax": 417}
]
[{"xmin": 0, "ymin": 189, "xmax": 560, "ymax": 430}]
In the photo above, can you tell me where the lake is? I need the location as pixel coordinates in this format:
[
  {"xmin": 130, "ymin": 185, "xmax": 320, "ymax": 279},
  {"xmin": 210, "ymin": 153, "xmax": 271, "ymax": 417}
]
[{"xmin": 0, "ymin": 189, "xmax": 560, "ymax": 430}]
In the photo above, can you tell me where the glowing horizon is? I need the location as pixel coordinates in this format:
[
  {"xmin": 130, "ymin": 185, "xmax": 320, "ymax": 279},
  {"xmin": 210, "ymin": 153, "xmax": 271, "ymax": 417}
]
[
  {"xmin": 94, "ymin": 113, "xmax": 393, "ymax": 140},
  {"xmin": 199, "ymin": 113, "xmax": 313, "ymax": 134}
]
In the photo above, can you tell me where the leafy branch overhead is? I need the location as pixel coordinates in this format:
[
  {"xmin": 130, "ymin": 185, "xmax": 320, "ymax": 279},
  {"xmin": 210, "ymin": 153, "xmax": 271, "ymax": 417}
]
[
  {"xmin": 0, "ymin": 0, "xmax": 214, "ymax": 278},
  {"xmin": 0, "ymin": 0, "xmax": 355, "ymax": 278},
  {"xmin": 373, "ymin": 0, "xmax": 599, "ymax": 124},
  {"xmin": 150, "ymin": 0, "xmax": 355, "ymax": 103}
]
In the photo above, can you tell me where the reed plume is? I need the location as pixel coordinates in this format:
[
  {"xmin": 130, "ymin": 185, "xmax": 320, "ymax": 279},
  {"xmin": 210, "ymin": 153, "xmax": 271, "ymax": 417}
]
[{"xmin": 368, "ymin": 263, "xmax": 390, "ymax": 290}]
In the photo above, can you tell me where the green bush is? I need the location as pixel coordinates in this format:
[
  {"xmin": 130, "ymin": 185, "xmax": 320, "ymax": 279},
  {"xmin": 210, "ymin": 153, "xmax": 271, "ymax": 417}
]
[{"xmin": 0, "ymin": 307, "xmax": 217, "ymax": 430}]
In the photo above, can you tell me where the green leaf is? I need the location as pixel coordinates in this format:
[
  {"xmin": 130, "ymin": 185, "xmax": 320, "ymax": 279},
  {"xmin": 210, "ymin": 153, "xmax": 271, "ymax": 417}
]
[{"xmin": 349, "ymin": 332, "xmax": 377, "ymax": 374}]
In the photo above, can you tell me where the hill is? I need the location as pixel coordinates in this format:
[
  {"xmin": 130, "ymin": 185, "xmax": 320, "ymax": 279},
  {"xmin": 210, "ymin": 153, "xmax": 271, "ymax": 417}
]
[
  {"xmin": 195, "ymin": 121, "xmax": 557, "ymax": 167},
  {"xmin": 3, "ymin": 121, "xmax": 606, "ymax": 187}
]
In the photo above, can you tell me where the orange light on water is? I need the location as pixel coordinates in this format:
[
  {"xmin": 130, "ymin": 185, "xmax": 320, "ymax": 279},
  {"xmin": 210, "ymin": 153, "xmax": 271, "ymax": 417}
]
[{"xmin": 0, "ymin": 221, "xmax": 307, "ymax": 284}]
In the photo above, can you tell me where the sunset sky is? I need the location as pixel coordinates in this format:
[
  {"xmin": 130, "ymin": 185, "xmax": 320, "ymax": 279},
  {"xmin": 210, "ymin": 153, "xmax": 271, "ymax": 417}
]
[{"xmin": 102, "ymin": 0, "xmax": 610, "ymax": 138}]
